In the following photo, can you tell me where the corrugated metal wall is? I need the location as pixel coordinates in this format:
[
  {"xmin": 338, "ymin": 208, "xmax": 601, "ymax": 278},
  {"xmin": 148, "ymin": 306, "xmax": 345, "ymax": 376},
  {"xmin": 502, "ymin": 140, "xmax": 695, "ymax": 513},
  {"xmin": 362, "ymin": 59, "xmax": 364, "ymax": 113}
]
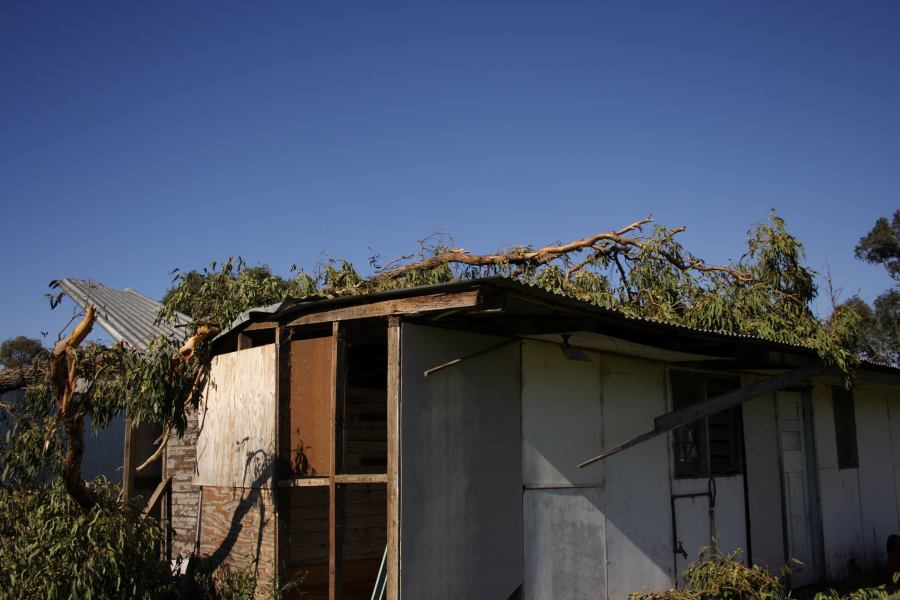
[
  {"xmin": 1, "ymin": 389, "xmax": 125, "ymax": 485},
  {"xmin": 83, "ymin": 412, "xmax": 126, "ymax": 484}
]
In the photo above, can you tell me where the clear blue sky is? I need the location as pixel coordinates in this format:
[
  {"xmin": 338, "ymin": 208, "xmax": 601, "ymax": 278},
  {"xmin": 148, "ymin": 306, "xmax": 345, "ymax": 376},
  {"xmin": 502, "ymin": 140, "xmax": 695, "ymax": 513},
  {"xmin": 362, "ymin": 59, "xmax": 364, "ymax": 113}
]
[{"xmin": 1, "ymin": 1, "xmax": 898, "ymax": 345}]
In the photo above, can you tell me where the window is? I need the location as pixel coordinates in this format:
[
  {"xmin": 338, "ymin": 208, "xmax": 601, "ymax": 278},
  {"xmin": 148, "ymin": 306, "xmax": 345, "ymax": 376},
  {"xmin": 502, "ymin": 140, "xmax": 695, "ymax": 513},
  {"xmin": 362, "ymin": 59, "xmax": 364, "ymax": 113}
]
[
  {"xmin": 832, "ymin": 387, "xmax": 858, "ymax": 469},
  {"xmin": 671, "ymin": 371, "xmax": 743, "ymax": 478}
]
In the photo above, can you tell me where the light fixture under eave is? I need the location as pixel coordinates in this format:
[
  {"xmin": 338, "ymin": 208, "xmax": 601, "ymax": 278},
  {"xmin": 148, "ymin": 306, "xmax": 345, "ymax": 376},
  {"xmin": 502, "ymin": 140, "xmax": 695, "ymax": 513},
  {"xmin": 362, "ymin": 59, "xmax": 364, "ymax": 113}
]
[{"xmin": 560, "ymin": 334, "xmax": 591, "ymax": 362}]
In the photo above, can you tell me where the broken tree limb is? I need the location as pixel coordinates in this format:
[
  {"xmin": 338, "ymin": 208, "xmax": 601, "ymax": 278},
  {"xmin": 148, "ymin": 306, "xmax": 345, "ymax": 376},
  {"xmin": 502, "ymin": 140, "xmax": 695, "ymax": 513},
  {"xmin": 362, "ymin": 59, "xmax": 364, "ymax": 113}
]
[
  {"xmin": 136, "ymin": 426, "xmax": 171, "ymax": 472},
  {"xmin": 46, "ymin": 306, "xmax": 97, "ymax": 511}
]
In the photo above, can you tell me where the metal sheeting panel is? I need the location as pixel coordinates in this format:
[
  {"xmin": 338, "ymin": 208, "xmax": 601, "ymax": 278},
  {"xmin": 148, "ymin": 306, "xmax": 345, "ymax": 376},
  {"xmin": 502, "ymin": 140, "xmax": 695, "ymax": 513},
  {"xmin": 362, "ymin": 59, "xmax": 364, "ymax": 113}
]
[
  {"xmin": 55, "ymin": 278, "xmax": 189, "ymax": 350},
  {"xmin": 82, "ymin": 412, "xmax": 126, "ymax": 483},
  {"xmin": 524, "ymin": 487, "xmax": 606, "ymax": 600},
  {"xmin": 399, "ymin": 323, "xmax": 523, "ymax": 599}
]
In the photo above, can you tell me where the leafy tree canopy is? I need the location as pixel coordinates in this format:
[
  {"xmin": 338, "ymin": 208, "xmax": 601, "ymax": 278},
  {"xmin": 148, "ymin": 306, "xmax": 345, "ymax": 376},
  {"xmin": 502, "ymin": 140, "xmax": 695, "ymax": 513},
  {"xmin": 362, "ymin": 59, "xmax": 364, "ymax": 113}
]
[
  {"xmin": 838, "ymin": 211, "xmax": 900, "ymax": 366},
  {"xmin": 855, "ymin": 210, "xmax": 900, "ymax": 281}
]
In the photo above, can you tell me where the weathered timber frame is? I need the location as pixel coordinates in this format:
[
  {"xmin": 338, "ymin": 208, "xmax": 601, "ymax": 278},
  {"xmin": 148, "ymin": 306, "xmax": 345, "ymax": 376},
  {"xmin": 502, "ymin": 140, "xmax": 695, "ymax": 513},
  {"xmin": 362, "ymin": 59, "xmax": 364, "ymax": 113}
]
[
  {"xmin": 385, "ymin": 317, "xmax": 401, "ymax": 600},
  {"xmin": 273, "ymin": 314, "xmax": 406, "ymax": 600}
]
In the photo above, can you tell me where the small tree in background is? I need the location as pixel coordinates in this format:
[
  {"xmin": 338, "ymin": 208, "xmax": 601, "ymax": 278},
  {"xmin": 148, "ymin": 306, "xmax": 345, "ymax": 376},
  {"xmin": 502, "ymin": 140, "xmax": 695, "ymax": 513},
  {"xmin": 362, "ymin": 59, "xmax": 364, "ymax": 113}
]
[
  {"xmin": 0, "ymin": 336, "xmax": 45, "ymax": 369},
  {"xmin": 839, "ymin": 210, "xmax": 900, "ymax": 365}
]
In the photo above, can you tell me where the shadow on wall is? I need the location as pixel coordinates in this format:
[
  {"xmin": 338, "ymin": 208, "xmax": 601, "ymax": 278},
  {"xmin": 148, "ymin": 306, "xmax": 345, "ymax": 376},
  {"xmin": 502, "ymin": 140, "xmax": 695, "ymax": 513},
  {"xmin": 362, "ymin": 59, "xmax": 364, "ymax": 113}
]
[
  {"xmin": 203, "ymin": 446, "xmax": 275, "ymax": 585},
  {"xmin": 522, "ymin": 344, "xmax": 675, "ymax": 597}
]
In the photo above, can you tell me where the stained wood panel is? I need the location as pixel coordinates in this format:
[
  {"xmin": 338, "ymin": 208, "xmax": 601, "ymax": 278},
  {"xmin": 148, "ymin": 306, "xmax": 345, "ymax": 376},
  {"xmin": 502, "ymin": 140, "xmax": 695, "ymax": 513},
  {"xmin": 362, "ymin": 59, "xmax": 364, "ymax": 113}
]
[
  {"xmin": 286, "ymin": 486, "xmax": 385, "ymax": 566},
  {"xmin": 344, "ymin": 387, "xmax": 387, "ymax": 474},
  {"xmin": 196, "ymin": 345, "xmax": 277, "ymax": 488},
  {"xmin": 289, "ymin": 336, "xmax": 333, "ymax": 477}
]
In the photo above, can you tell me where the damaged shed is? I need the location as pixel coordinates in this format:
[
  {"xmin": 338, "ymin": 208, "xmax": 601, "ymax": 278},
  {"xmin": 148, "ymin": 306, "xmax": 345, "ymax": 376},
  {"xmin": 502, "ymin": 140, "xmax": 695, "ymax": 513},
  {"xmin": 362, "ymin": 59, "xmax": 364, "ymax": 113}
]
[{"xmin": 164, "ymin": 277, "xmax": 900, "ymax": 599}]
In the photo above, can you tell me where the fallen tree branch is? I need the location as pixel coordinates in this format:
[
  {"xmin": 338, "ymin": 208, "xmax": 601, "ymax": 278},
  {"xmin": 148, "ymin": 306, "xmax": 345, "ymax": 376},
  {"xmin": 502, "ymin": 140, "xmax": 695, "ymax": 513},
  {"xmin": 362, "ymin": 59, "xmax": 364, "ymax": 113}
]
[
  {"xmin": 371, "ymin": 217, "xmax": 752, "ymax": 287},
  {"xmin": 372, "ymin": 217, "xmax": 654, "ymax": 282},
  {"xmin": 0, "ymin": 364, "xmax": 43, "ymax": 394}
]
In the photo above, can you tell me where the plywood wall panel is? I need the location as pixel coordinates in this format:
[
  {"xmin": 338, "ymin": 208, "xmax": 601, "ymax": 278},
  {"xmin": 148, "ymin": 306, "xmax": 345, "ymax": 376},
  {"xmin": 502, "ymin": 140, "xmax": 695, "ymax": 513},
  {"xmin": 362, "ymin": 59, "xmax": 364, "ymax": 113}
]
[
  {"xmin": 289, "ymin": 337, "xmax": 333, "ymax": 477},
  {"xmin": 199, "ymin": 486, "xmax": 276, "ymax": 592},
  {"xmin": 196, "ymin": 345, "xmax": 277, "ymax": 488}
]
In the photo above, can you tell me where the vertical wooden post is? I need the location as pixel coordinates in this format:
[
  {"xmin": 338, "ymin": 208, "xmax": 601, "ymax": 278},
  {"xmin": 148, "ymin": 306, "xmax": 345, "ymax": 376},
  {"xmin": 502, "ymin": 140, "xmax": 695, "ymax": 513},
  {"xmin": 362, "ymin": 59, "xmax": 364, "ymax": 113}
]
[
  {"xmin": 274, "ymin": 326, "xmax": 288, "ymax": 587},
  {"xmin": 386, "ymin": 317, "xmax": 401, "ymax": 600},
  {"xmin": 237, "ymin": 332, "xmax": 252, "ymax": 350},
  {"xmin": 329, "ymin": 322, "xmax": 347, "ymax": 600},
  {"xmin": 122, "ymin": 410, "xmax": 134, "ymax": 501}
]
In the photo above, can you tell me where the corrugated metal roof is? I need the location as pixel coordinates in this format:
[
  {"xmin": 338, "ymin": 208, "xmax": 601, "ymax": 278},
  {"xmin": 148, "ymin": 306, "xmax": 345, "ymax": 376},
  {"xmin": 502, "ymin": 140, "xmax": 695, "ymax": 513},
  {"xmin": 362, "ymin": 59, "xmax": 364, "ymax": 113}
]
[
  {"xmin": 55, "ymin": 278, "xmax": 190, "ymax": 350},
  {"xmin": 216, "ymin": 276, "xmax": 810, "ymax": 350},
  {"xmin": 213, "ymin": 276, "xmax": 899, "ymax": 374}
]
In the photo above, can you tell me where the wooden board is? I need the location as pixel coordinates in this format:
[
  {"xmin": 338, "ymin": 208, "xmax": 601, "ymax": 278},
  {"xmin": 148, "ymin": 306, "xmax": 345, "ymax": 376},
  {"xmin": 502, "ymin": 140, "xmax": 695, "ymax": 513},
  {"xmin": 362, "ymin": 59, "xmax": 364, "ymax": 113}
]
[
  {"xmin": 289, "ymin": 336, "xmax": 333, "ymax": 477},
  {"xmin": 285, "ymin": 290, "xmax": 481, "ymax": 327},
  {"xmin": 196, "ymin": 345, "xmax": 277, "ymax": 488},
  {"xmin": 344, "ymin": 387, "xmax": 388, "ymax": 474}
]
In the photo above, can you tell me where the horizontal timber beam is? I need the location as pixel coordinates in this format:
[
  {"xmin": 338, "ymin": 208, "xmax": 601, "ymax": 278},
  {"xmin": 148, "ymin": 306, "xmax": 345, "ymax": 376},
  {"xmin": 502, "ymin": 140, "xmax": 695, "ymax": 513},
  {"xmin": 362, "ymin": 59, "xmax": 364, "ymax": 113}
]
[
  {"xmin": 334, "ymin": 473, "xmax": 388, "ymax": 484},
  {"xmin": 577, "ymin": 361, "xmax": 826, "ymax": 469},
  {"xmin": 278, "ymin": 474, "xmax": 388, "ymax": 487},
  {"xmin": 286, "ymin": 290, "xmax": 482, "ymax": 327}
]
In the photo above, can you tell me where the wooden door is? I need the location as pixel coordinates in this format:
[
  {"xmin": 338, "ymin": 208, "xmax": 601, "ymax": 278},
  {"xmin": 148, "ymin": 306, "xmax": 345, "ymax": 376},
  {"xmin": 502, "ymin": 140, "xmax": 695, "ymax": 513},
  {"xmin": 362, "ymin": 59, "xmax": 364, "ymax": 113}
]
[{"xmin": 776, "ymin": 391, "xmax": 819, "ymax": 587}]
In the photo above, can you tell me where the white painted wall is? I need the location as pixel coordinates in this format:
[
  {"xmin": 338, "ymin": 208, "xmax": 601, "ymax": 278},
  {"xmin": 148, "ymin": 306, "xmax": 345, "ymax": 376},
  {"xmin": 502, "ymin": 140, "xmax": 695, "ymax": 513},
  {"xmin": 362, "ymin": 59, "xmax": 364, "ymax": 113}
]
[
  {"xmin": 399, "ymin": 324, "xmax": 523, "ymax": 600},
  {"xmin": 742, "ymin": 389, "xmax": 786, "ymax": 573},
  {"xmin": 603, "ymin": 355, "xmax": 673, "ymax": 597},
  {"xmin": 524, "ymin": 488, "xmax": 606, "ymax": 600},
  {"xmin": 522, "ymin": 341, "xmax": 604, "ymax": 487},
  {"xmin": 670, "ymin": 475, "xmax": 747, "ymax": 570},
  {"xmin": 521, "ymin": 341, "xmax": 674, "ymax": 599},
  {"xmin": 521, "ymin": 340, "xmax": 608, "ymax": 599},
  {"xmin": 811, "ymin": 383, "xmax": 865, "ymax": 580},
  {"xmin": 854, "ymin": 386, "xmax": 899, "ymax": 569}
]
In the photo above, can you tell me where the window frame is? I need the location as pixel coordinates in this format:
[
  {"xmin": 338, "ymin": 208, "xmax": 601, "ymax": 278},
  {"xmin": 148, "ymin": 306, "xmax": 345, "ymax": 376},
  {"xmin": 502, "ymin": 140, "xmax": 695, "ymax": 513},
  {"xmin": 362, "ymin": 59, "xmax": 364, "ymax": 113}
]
[
  {"xmin": 832, "ymin": 386, "xmax": 859, "ymax": 470},
  {"xmin": 670, "ymin": 370, "xmax": 744, "ymax": 479}
]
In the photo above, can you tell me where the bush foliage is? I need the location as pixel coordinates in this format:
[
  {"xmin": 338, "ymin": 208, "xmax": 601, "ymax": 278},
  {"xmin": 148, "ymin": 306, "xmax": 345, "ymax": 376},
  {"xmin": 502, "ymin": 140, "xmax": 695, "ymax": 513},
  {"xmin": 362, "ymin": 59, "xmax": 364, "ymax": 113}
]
[
  {"xmin": 629, "ymin": 550, "xmax": 893, "ymax": 600},
  {"xmin": 0, "ymin": 480, "xmax": 175, "ymax": 600}
]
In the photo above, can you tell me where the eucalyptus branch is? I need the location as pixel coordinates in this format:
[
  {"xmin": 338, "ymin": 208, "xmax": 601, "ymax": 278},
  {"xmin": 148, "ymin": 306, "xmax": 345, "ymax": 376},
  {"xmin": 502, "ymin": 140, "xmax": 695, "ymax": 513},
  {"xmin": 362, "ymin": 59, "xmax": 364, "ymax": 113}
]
[{"xmin": 371, "ymin": 217, "xmax": 655, "ymax": 284}]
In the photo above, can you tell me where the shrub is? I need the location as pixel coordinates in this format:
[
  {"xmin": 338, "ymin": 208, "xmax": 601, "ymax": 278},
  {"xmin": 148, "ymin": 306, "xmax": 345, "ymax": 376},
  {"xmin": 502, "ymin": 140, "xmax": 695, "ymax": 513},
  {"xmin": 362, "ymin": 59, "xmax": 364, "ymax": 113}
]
[
  {"xmin": 629, "ymin": 549, "xmax": 894, "ymax": 600},
  {"xmin": 0, "ymin": 479, "xmax": 176, "ymax": 600},
  {"xmin": 629, "ymin": 549, "xmax": 787, "ymax": 600}
]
